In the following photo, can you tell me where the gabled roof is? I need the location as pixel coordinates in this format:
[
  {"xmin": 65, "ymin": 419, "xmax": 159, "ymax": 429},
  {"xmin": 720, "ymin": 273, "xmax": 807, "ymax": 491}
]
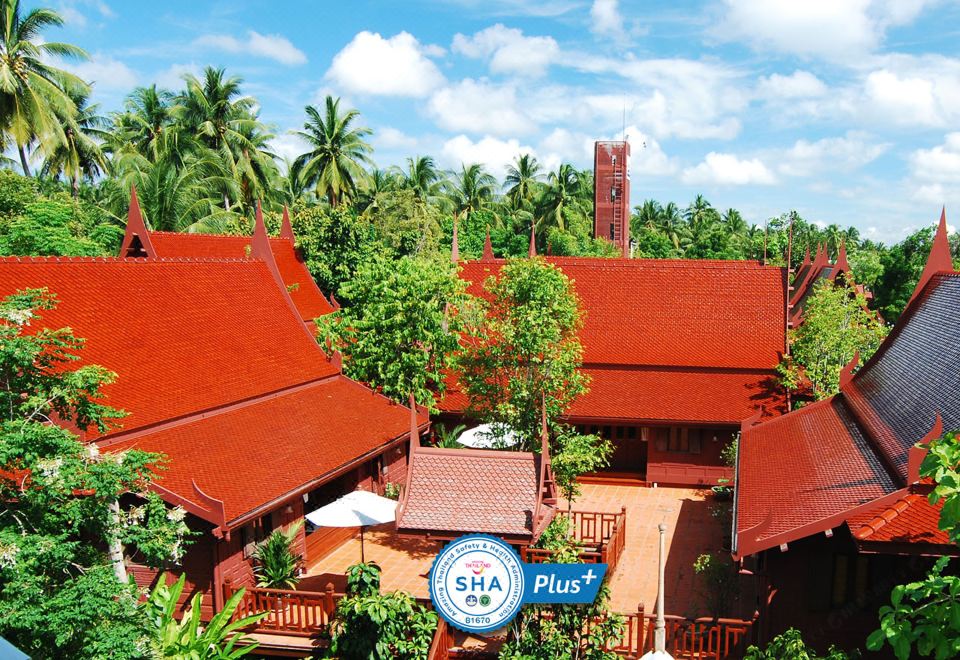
[
  {"xmin": 846, "ymin": 486, "xmax": 957, "ymax": 554},
  {"xmin": 443, "ymin": 256, "xmax": 788, "ymax": 425},
  {"xmin": 397, "ymin": 414, "xmax": 556, "ymax": 542},
  {"xmin": 789, "ymin": 241, "xmax": 861, "ymax": 326},
  {"xmin": 735, "ymin": 213, "xmax": 959, "ymax": 558},
  {"xmin": 119, "ymin": 199, "xmax": 333, "ymax": 323},
  {"xmin": 0, "ymin": 256, "xmax": 422, "ymax": 528}
]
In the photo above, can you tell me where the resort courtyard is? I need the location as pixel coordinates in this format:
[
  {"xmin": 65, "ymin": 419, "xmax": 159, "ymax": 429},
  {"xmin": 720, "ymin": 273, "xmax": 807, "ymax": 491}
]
[{"xmin": 308, "ymin": 483, "xmax": 734, "ymax": 617}]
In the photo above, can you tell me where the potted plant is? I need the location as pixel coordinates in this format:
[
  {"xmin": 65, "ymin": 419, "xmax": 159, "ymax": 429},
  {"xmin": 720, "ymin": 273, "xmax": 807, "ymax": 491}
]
[{"xmin": 253, "ymin": 521, "xmax": 304, "ymax": 590}]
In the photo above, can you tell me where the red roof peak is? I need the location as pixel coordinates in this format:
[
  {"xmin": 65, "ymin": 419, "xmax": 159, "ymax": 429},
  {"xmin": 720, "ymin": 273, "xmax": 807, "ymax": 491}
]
[
  {"xmin": 801, "ymin": 245, "xmax": 811, "ymax": 268},
  {"xmin": 831, "ymin": 240, "xmax": 851, "ymax": 280},
  {"xmin": 280, "ymin": 206, "xmax": 296, "ymax": 241},
  {"xmin": 119, "ymin": 186, "xmax": 157, "ymax": 258},
  {"xmin": 451, "ymin": 217, "xmax": 460, "ymax": 263},
  {"xmin": 482, "ymin": 228, "xmax": 494, "ymax": 260},
  {"xmin": 529, "ymin": 221, "xmax": 537, "ymax": 257},
  {"xmin": 908, "ymin": 208, "xmax": 954, "ymax": 306}
]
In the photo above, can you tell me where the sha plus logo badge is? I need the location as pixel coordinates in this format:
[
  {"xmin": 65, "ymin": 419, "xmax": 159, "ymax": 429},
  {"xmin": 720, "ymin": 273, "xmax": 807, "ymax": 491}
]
[{"xmin": 429, "ymin": 534, "xmax": 525, "ymax": 633}]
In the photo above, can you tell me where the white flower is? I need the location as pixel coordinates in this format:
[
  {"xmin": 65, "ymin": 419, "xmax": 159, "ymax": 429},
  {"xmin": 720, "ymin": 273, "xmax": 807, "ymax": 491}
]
[
  {"xmin": 0, "ymin": 541, "xmax": 19, "ymax": 568},
  {"xmin": 166, "ymin": 507, "xmax": 186, "ymax": 523},
  {"xmin": 3, "ymin": 308, "xmax": 34, "ymax": 326}
]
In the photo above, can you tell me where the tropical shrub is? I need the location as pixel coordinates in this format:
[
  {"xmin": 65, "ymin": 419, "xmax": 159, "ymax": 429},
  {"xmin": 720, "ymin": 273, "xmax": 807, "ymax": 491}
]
[
  {"xmin": 744, "ymin": 628, "xmax": 851, "ymax": 659},
  {"xmin": 252, "ymin": 521, "xmax": 303, "ymax": 589}
]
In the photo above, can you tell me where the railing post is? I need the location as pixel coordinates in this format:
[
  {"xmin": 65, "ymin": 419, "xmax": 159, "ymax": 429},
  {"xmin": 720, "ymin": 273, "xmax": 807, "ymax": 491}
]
[{"xmin": 324, "ymin": 582, "xmax": 336, "ymax": 622}]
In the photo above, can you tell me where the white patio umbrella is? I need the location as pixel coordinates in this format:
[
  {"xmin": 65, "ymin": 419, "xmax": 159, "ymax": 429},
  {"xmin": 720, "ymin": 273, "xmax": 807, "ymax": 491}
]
[
  {"xmin": 457, "ymin": 423, "xmax": 521, "ymax": 449},
  {"xmin": 305, "ymin": 490, "xmax": 398, "ymax": 563}
]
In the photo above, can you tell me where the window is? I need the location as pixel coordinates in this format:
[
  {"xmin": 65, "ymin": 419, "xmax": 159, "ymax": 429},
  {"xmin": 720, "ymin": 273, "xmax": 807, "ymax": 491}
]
[{"xmin": 242, "ymin": 515, "xmax": 274, "ymax": 558}]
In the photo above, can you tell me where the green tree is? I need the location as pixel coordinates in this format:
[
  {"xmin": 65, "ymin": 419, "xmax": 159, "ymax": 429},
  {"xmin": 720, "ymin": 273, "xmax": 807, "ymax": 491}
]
[
  {"xmin": 289, "ymin": 204, "xmax": 375, "ymax": 301},
  {"xmin": 396, "ymin": 155, "xmax": 444, "ymax": 205},
  {"xmin": 745, "ymin": 628, "xmax": 850, "ymax": 659},
  {"xmin": 0, "ymin": 198, "xmax": 119, "ymax": 256},
  {"xmin": 143, "ymin": 573, "xmax": 264, "ymax": 659},
  {"xmin": 329, "ymin": 562, "xmax": 438, "ymax": 660},
  {"xmin": 364, "ymin": 188, "xmax": 444, "ymax": 257},
  {"xmin": 109, "ymin": 84, "xmax": 177, "ymax": 163},
  {"xmin": 317, "ymin": 255, "xmax": 468, "ymax": 410},
  {"xmin": 505, "ymin": 153, "xmax": 543, "ymax": 211},
  {"xmin": 778, "ymin": 279, "xmax": 888, "ymax": 400},
  {"xmin": 501, "ymin": 532, "xmax": 624, "ymax": 659},
  {"xmin": 0, "ymin": 289, "xmax": 192, "ymax": 658},
  {"xmin": 868, "ymin": 430, "xmax": 960, "ymax": 659},
  {"xmin": 0, "ymin": 0, "xmax": 89, "ymax": 176},
  {"xmin": 537, "ymin": 163, "xmax": 586, "ymax": 233},
  {"xmin": 875, "ymin": 226, "xmax": 954, "ymax": 322},
  {"xmin": 40, "ymin": 89, "xmax": 107, "ymax": 197},
  {"xmin": 447, "ymin": 162, "xmax": 497, "ymax": 222},
  {"xmin": 552, "ymin": 428, "xmax": 612, "ymax": 514},
  {"xmin": 292, "ymin": 95, "xmax": 373, "ymax": 206},
  {"xmin": 457, "ymin": 258, "xmax": 588, "ymax": 449}
]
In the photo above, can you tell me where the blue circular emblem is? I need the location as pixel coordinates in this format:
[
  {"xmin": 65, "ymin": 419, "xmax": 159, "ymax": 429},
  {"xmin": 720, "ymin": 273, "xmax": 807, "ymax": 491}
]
[{"xmin": 429, "ymin": 534, "xmax": 525, "ymax": 633}]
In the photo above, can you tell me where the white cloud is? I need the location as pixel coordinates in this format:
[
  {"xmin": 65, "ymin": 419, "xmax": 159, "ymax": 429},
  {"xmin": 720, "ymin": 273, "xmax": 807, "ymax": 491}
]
[
  {"xmin": 440, "ymin": 134, "xmax": 536, "ymax": 177},
  {"xmin": 427, "ymin": 79, "xmax": 534, "ymax": 136},
  {"xmin": 63, "ymin": 54, "xmax": 137, "ymax": 90},
  {"xmin": 775, "ymin": 132, "xmax": 889, "ymax": 177},
  {"xmin": 591, "ymin": 0, "xmax": 623, "ymax": 38},
  {"xmin": 193, "ymin": 30, "xmax": 307, "ymax": 66},
  {"xmin": 715, "ymin": 0, "xmax": 938, "ymax": 62},
  {"xmin": 756, "ymin": 70, "xmax": 828, "ymax": 100},
  {"xmin": 153, "ymin": 63, "xmax": 200, "ymax": 90},
  {"xmin": 908, "ymin": 133, "xmax": 960, "ymax": 206},
  {"xmin": 859, "ymin": 55, "xmax": 960, "ymax": 127},
  {"xmin": 375, "ymin": 127, "xmax": 419, "ymax": 150},
  {"xmin": 682, "ymin": 152, "xmax": 777, "ymax": 186},
  {"xmin": 270, "ymin": 133, "xmax": 309, "ymax": 165},
  {"xmin": 57, "ymin": 5, "xmax": 87, "ymax": 28},
  {"xmin": 326, "ymin": 31, "xmax": 444, "ymax": 97},
  {"xmin": 452, "ymin": 24, "xmax": 560, "ymax": 77}
]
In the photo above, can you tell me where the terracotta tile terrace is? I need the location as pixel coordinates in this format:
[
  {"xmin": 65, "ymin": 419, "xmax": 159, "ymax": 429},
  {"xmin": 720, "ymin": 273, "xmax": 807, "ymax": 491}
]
[{"xmin": 307, "ymin": 483, "xmax": 729, "ymax": 617}]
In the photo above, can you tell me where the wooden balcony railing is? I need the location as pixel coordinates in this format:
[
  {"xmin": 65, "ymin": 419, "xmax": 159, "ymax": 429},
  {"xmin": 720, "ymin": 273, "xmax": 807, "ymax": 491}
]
[
  {"xmin": 224, "ymin": 579, "xmax": 343, "ymax": 637},
  {"xmin": 522, "ymin": 507, "xmax": 627, "ymax": 574},
  {"xmin": 600, "ymin": 603, "xmax": 758, "ymax": 659}
]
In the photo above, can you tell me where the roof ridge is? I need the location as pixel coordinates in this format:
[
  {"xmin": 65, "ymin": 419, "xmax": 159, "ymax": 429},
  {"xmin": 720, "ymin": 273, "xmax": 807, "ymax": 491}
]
[
  {"xmin": 462, "ymin": 258, "xmax": 779, "ymax": 271},
  {"xmin": 149, "ymin": 229, "xmax": 294, "ymax": 243},
  {"xmin": 0, "ymin": 255, "xmax": 263, "ymax": 264},
  {"xmin": 853, "ymin": 492, "xmax": 923, "ymax": 540}
]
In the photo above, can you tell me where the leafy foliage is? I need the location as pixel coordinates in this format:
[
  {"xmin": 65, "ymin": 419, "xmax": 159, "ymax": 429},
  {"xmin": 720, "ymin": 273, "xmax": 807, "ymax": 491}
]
[
  {"xmin": 0, "ymin": 289, "xmax": 192, "ymax": 658},
  {"xmin": 252, "ymin": 521, "xmax": 303, "ymax": 589},
  {"xmin": 142, "ymin": 573, "xmax": 265, "ymax": 659},
  {"xmin": 318, "ymin": 254, "xmax": 469, "ymax": 409},
  {"xmin": 744, "ymin": 628, "xmax": 851, "ymax": 659},
  {"xmin": 778, "ymin": 278, "xmax": 888, "ymax": 400},
  {"xmin": 868, "ymin": 430, "xmax": 960, "ymax": 659},
  {"xmin": 552, "ymin": 427, "xmax": 612, "ymax": 513},
  {"xmin": 693, "ymin": 552, "xmax": 740, "ymax": 617},
  {"xmin": 458, "ymin": 257, "xmax": 588, "ymax": 450},
  {"xmin": 329, "ymin": 562, "xmax": 438, "ymax": 660},
  {"xmin": 502, "ymin": 527, "xmax": 624, "ymax": 659}
]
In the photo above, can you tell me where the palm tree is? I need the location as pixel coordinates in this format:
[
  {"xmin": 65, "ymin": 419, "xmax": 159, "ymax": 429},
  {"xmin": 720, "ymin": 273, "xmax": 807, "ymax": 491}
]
[
  {"xmin": 0, "ymin": 0, "xmax": 89, "ymax": 176},
  {"xmin": 537, "ymin": 163, "xmax": 584, "ymax": 232},
  {"xmin": 397, "ymin": 155, "xmax": 443, "ymax": 204},
  {"xmin": 179, "ymin": 67, "xmax": 268, "ymax": 212},
  {"xmin": 292, "ymin": 96, "xmax": 373, "ymax": 207},
  {"xmin": 504, "ymin": 153, "xmax": 542, "ymax": 211},
  {"xmin": 41, "ymin": 89, "xmax": 107, "ymax": 196},
  {"xmin": 446, "ymin": 162, "xmax": 497, "ymax": 221},
  {"xmin": 684, "ymin": 194, "xmax": 717, "ymax": 229},
  {"xmin": 110, "ymin": 85, "xmax": 177, "ymax": 163},
  {"xmin": 355, "ymin": 167, "xmax": 398, "ymax": 213}
]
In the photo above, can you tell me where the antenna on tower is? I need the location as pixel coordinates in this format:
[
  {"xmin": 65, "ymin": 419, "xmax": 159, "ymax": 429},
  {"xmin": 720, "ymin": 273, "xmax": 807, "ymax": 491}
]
[{"xmin": 622, "ymin": 95, "xmax": 626, "ymax": 142}]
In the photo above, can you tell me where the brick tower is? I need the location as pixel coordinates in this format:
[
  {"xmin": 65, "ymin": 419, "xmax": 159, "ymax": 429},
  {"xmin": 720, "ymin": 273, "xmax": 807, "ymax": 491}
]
[{"xmin": 593, "ymin": 141, "xmax": 631, "ymax": 257}]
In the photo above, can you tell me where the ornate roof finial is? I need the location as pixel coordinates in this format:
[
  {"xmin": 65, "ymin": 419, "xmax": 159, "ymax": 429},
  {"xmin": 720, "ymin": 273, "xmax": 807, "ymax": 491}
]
[
  {"xmin": 280, "ymin": 206, "xmax": 296, "ymax": 241},
  {"xmin": 451, "ymin": 217, "xmax": 460, "ymax": 263},
  {"xmin": 908, "ymin": 207, "xmax": 954, "ymax": 305},
  {"xmin": 801, "ymin": 245, "xmax": 811, "ymax": 267},
  {"xmin": 833, "ymin": 240, "xmax": 851, "ymax": 277},
  {"xmin": 119, "ymin": 185, "xmax": 157, "ymax": 258},
  {"xmin": 408, "ymin": 393, "xmax": 421, "ymax": 450},
  {"xmin": 529, "ymin": 221, "xmax": 537, "ymax": 258},
  {"xmin": 482, "ymin": 228, "xmax": 494, "ymax": 261}
]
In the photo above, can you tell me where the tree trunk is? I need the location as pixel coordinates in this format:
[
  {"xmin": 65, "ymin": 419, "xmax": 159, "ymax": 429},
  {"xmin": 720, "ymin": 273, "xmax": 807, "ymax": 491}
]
[
  {"xmin": 18, "ymin": 145, "xmax": 31, "ymax": 177},
  {"xmin": 223, "ymin": 194, "xmax": 231, "ymax": 212},
  {"xmin": 108, "ymin": 499, "xmax": 128, "ymax": 583},
  {"xmin": 72, "ymin": 176, "xmax": 80, "ymax": 199}
]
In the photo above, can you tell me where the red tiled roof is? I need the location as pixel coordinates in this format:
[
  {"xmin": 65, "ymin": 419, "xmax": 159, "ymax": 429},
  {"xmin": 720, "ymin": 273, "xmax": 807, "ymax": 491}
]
[
  {"xmin": 459, "ymin": 258, "xmax": 786, "ymax": 370},
  {"xmin": 111, "ymin": 377, "xmax": 425, "ymax": 524},
  {"xmin": 148, "ymin": 232, "xmax": 333, "ymax": 321},
  {"xmin": 735, "ymin": 396, "xmax": 899, "ymax": 557},
  {"xmin": 735, "ymin": 265, "xmax": 960, "ymax": 557},
  {"xmin": 440, "ymin": 367, "xmax": 786, "ymax": 424},
  {"xmin": 846, "ymin": 487, "xmax": 953, "ymax": 550},
  {"xmin": 0, "ymin": 258, "xmax": 336, "ymax": 438},
  {"xmin": 0, "ymin": 257, "xmax": 420, "ymax": 526},
  {"xmin": 397, "ymin": 447, "xmax": 543, "ymax": 539}
]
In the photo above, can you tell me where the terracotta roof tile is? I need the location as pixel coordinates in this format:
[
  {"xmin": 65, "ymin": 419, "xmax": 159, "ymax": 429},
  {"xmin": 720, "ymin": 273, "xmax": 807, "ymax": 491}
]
[
  {"xmin": 148, "ymin": 232, "xmax": 333, "ymax": 321},
  {"xmin": 398, "ymin": 447, "xmax": 540, "ymax": 537},
  {"xmin": 459, "ymin": 258, "xmax": 786, "ymax": 370},
  {"xmin": 846, "ymin": 488, "xmax": 951, "ymax": 548},
  {"xmin": 0, "ymin": 258, "xmax": 337, "ymax": 437},
  {"xmin": 111, "ymin": 377, "xmax": 423, "ymax": 524}
]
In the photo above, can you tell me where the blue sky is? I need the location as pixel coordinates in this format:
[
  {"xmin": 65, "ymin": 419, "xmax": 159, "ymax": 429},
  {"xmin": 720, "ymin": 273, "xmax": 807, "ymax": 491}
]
[{"xmin": 35, "ymin": 0, "xmax": 960, "ymax": 243}]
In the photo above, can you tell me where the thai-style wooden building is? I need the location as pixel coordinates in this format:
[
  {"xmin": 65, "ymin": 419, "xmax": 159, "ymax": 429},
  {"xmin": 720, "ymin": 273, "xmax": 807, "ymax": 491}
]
[
  {"xmin": 439, "ymin": 230, "xmax": 789, "ymax": 487},
  {"xmin": 0, "ymin": 194, "xmax": 427, "ymax": 623},
  {"xmin": 734, "ymin": 210, "xmax": 958, "ymax": 652}
]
